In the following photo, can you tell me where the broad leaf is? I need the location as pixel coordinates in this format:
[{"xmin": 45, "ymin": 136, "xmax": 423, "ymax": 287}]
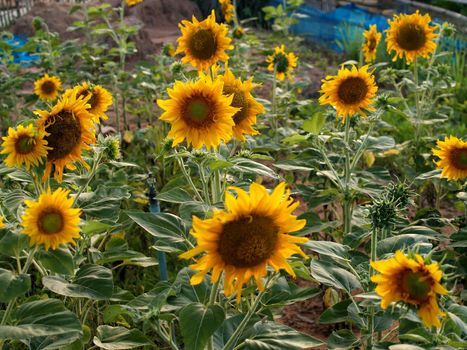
[
  {"xmin": 36, "ymin": 247, "xmax": 75, "ymax": 275},
  {"xmin": 0, "ymin": 268, "xmax": 30, "ymax": 302},
  {"xmin": 244, "ymin": 322, "xmax": 323, "ymax": 349},
  {"xmin": 42, "ymin": 264, "xmax": 113, "ymax": 300},
  {"xmin": 0, "ymin": 299, "xmax": 81, "ymax": 341},
  {"xmin": 179, "ymin": 303, "xmax": 225, "ymax": 350},
  {"xmin": 93, "ymin": 325, "xmax": 153, "ymax": 349},
  {"xmin": 309, "ymin": 260, "xmax": 361, "ymax": 293}
]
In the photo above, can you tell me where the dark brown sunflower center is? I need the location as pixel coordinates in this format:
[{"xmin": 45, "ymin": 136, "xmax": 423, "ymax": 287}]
[
  {"xmin": 38, "ymin": 209, "xmax": 64, "ymax": 235},
  {"xmin": 337, "ymin": 77, "xmax": 368, "ymax": 104},
  {"xmin": 15, "ymin": 136, "xmax": 35, "ymax": 154},
  {"xmin": 188, "ymin": 29, "xmax": 217, "ymax": 60},
  {"xmin": 368, "ymin": 37, "xmax": 377, "ymax": 51},
  {"xmin": 183, "ymin": 96, "xmax": 214, "ymax": 127},
  {"xmin": 401, "ymin": 271, "xmax": 431, "ymax": 302},
  {"xmin": 451, "ymin": 148, "xmax": 467, "ymax": 170},
  {"xmin": 218, "ymin": 215, "xmax": 279, "ymax": 268},
  {"xmin": 396, "ymin": 23, "xmax": 426, "ymax": 51},
  {"xmin": 223, "ymin": 85, "xmax": 248, "ymax": 124},
  {"xmin": 273, "ymin": 53, "xmax": 289, "ymax": 73},
  {"xmin": 41, "ymin": 81, "xmax": 57, "ymax": 95},
  {"xmin": 45, "ymin": 111, "xmax": 82, "ymax": 161}
]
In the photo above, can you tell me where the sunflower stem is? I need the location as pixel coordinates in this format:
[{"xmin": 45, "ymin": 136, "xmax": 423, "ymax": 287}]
[
  {"xmin": 175, "ymin": 151, "xmax": 204, "ymax": 203},
  {"xmin": 208, "ymin": 280, "xmax": 220, "ymax": 306},
  {"xmin": 272, "ymin": 65, "xmax": 278, "ymax": 144},
  {"xmin": 73, "ymin": 150, "xmax": 103, "ymax": 207},
  {"xmin": 367, "ymin": 227, "xmax": 379, "ymax": 349},
  {"xmin": 221, "ymin": 275, "xmax": 274, "ymax": 350},
  {"xmin": 413, "ymin": 56, "xmax": 421, "ymax": 155},
  {"xmin": 343, "ymin": 116, "xmax": 352, "ymax": 236}
]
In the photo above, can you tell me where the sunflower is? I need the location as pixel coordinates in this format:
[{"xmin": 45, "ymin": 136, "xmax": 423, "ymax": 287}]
[
  {"xmin": 176, "ymin": 10, "xmax": 233, "ymax": 71},
  {"xmin": 219, "ymin": 67, "xmax": 264, "ymax": 141},
  {"xmin": 266, "ymin": 45, "xmax": 298, "ymax": 81},
  {"xmin": 1, "ymin": 124, "xmax": 50, "ymax": 170},
  {"xmin": 386, "ymin": 11, "xmax": 438, "ymax": 64},
  {"xmin": 35, "ymin": 90, "xmax": 96, "ymax": 182},
  {"xmin": 157, "ymin": 76, "xmax": 238, "ymax": 149},
  {"xmin": 233, "ymin": 26, "xmax": 244, "ymax": 39},
  {"xmin": 219, "ymin": 0, "xmax": 234, "ymax": 23},
  {"xmin": 126, "ymin": 0, "xmax": 143, "ymax": 6},
  {"xmin": 0, "ymin": 216, "xmax": 5, "ymax": 229},
  {"xmin": 362, "ymin": 24, "xmax": 382, "ymax": 63},
  {"xmin": 371, "ymin": 250, "xmax": 447, "ymax": 328},
  {"xmin": 64, "ymin": 82, "xmax": 113, "ymax": 122},
  {"xmin": 34, "ymin": 74, "xmax": 62, "ymax": 101},
  {"xmin": 319, "ymin": 65, "xmax": 378, "ymax": 122},
  {"xmin": 432, "ymin": 135, "xmax": 467, "ymax": 181},
  {"xmin": 180, "ymin": 182, "xmax": 308, "ymax": 302},
  {"xmin": 21, "ymin": 188, "xmax": 81, "ymax": 251}
]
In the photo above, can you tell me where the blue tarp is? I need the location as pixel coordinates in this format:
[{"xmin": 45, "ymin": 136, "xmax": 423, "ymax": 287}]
[
  {"xmin": 270, "ymin": 1, "xmax": 465, "ymax": 52},
  {"xmin": 0, "ymin": 35, "xmax": 38, "ymax": 65}
]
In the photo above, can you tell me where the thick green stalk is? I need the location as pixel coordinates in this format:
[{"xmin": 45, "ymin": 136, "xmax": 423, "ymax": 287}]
[
  {"xmin": 221, "ymin": 287, "xmax": 268, "ymax": 350},
  {"xmin": 343, "ymin": 116, "xmax": 352, "ymax": 235},
  {"xmin": 73, "ymin": 151, "xmax": 103, "ymax": 206},
  {"xmin": 367, "ymin": 227, "xmax": 379, "ymax": 348},
  {"xmin": 413, "ymin": 57, "xmax": 421, "ymax": 153},
  {"xmin": 272, "ymin": 65, "xmax": 278, "ymax": 143}
]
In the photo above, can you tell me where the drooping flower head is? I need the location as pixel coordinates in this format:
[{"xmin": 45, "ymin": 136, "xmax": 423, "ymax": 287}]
[
  {"xmin": 266, "ymin": 45, "xmax": 298, "ymax": 81},
  {"xmin": 219, "ymin": 0, "xmax": 234, "ymax": 23},
  {"xmin": 21, "ymin": 188, "xmax": 81, "ymax": 251},
  {"xmin": 319, "ymin": 65, "xmax": 378, "ymax": 122},
  {"xmin": 362, "ymin": 24, "xmax": 382, "ymax": 63},
  {"xmin": 35, "ymin": 90, "xmax": 96, "ymax": 182},
  {"xmin": 371, "ymin": 250, "xmax": 448, "ymax": 328},
  {"xmin": 34, "ymin": 73, "xmax": 62, "ymax": 101},
  {"xmin": 386, "ymin": 11, "xmax": 438, "ymax": 64},
  {"xmin": 157, "ymin": 75, "xmax": 238, "ymax": 150},
  {"xmin": 180, "ymin": 182, "xmax": 308, "ymax": 302},
  {"xmin": 1, "ymin": 124, "xmax": 50, "ymax": 170},
  {"xmin": 432, "ymin": 136, "xmax": 467, "ymax": 181},
  {"xmin": 219, "ymin": 66, "xmax": 264, "ymax": 141},
  {"xmin": 64, "ymin": 82, "xmax": 113, "ymax": 123},
  {"xmin": 176, "ymin": 10, "xmax": 233, "ymax": 71}
]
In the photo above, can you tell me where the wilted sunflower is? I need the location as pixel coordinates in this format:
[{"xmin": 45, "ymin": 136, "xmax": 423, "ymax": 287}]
[
  {"xmin": 176, "ymin": 10, "xmax": 232, "ymax": 71},
  {"xmin": 371, "ymin": 250, "xmax": 447, "ymax": 328},
  {"xmin": 64, "ymin": 82, "xmax": 113, "ymax": 122},
  {"xmin": 362, "ymin": 24, "xmax": 382, "ymax": 63},
  {"xmin": 220, "ymin": 67, "xmax": 264, "ymax": 141},
  {"xmin": 319, "ymin": 65, "xmax": 378, "ymax": 122},
  {"xmin": 126, "ymin": 0, "xmax": 143, "ymax": 6},
  {"xmin": 1, "ymin": 124, "xmax": 50, "ymax": 170},
  {"xmin": 35, "ymin": 91, "xmax": 96, "ymax": 182},
  {"xmin": 34, "ymin": 73, "xmax": 62, "ymax": 101},
  {"xmin": 21, "ymin": 188, "xmax": 81, "ymax": 251},
  {"xmin": 266, "ymin": 45, "xmax": 298, "ymax": 81},
  {"xmin": 157, "ymin": 76, "xmax": 238, "ymax": 149},
  {"xmin": 432, "ymin": 135, "xmax": 467, "ymax": 181},
  {"xmin": 386, "ymin": 11, "xmax": 438, "ymax": 64},
  {"xmin": 180, "ymin": 182, "xmax": 308, "ymax": 302},
  {"xmin": 219, "ymin": 0, "xmax": 234, "ymax": 23}
]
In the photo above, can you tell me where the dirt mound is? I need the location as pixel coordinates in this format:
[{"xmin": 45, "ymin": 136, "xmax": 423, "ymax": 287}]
[{"xmin": 12, "ymin": 0, "xmax": 202, "ymax": 59}]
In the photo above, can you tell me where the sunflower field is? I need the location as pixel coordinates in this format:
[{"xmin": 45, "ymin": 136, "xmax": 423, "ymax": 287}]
[{"xmin": 0, "ymin": 0, "xmax": 466, "ymax": 349}]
